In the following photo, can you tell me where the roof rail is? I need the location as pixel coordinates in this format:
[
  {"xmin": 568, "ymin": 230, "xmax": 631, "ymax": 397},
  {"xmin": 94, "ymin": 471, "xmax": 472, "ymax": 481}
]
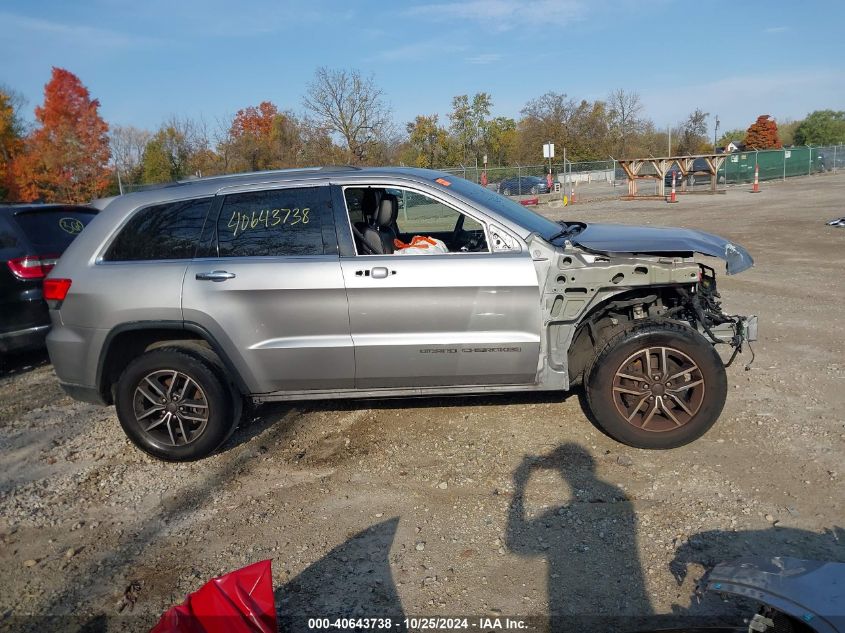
[{"xmin": 175, "ymin": 165, "xmax": 361, "ymax": 185}]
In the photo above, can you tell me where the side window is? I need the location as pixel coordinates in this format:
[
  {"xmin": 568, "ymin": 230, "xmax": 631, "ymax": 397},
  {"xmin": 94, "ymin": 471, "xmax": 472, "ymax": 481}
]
[
  {"xmin": 104, "ymin": 198, "xmax": 212, "ymax": 261},
  {"xmin": 343, "ymin": 189, "xmax": 364, "ymax": 227},
  {"xmin": 387, "ymin": 188, "xmax": 458, "ymax": 234},
  {"xmin": 217, "ymin": 187, "xmax": 326, "ymax": 258}
]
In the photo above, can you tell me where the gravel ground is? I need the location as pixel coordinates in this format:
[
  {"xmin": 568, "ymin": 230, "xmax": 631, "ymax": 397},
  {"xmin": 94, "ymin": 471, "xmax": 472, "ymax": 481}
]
[{"xmin": 1, "ymin": 173, "xmax": 844, "ymax": 632}]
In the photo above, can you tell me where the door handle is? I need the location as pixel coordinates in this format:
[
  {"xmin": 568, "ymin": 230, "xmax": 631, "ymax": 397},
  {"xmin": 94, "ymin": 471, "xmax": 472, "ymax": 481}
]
[
  {"xmin": 354, "ymin": 267, "xmax": 394, "ymax": 279},
  {"xmin": 195, "ymin": 270, "xmax": 236, "ymax": 282}
]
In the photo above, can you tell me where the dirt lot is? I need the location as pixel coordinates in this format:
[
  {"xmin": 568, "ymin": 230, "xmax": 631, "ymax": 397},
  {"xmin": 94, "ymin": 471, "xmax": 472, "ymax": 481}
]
[{"xmin": 1, "ymin": 174, "xmax": 844, "ymax": 632}]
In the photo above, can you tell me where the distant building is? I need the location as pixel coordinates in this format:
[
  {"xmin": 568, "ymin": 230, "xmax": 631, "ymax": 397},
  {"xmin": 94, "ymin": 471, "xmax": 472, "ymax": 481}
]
[{"xmin": 718, "ymin": 140, "xmax": 745, "ymax": 153}]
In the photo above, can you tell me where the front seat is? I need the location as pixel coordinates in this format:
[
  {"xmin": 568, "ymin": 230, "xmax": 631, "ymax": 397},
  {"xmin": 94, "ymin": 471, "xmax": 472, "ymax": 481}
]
[
  {"xmin": 355, "ymin": 188, "xmax": 380, "ymax": 235},
  {"xmin": 362, "ymin": 194, "xmax": 398, "ymax": 254}
]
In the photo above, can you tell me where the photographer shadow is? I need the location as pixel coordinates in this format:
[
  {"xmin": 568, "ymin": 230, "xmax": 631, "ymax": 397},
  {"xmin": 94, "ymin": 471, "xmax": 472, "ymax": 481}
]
[{"xmin": 505, "ymin": 443, "xmax": 651, "ymax": 631}]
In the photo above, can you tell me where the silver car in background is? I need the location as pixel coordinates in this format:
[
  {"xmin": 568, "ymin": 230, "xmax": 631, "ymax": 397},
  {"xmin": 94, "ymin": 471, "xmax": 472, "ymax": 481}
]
[{"xmin": 45, "ymin": 167, "xmax": 756, "ymax": 461}]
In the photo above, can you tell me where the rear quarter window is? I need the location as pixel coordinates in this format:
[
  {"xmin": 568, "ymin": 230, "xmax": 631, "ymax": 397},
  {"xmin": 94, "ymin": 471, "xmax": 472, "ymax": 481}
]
[
  {"xmin": 104, "ymin": 198, "xmax": 213, "ymax": 261},
  {"xmin": 12, "ymin": 209, "xmax": 95, "ymax": 252},
  {"xmin": 0, "ymin": 218, "xmax": 20, "ymax": 250}
]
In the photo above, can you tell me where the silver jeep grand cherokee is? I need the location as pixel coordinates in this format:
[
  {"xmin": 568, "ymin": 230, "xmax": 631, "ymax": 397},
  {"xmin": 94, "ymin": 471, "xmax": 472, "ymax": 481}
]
[{"xmin": 45, "ymin": 167, "xmax": 757, "ymax": 461}]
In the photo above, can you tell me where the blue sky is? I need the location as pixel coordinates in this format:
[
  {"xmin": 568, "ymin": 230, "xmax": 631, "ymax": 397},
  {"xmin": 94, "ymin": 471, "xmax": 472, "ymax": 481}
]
[{"xmin": 1, "ymin": 0, "xmax": 843, "ymax": 137}]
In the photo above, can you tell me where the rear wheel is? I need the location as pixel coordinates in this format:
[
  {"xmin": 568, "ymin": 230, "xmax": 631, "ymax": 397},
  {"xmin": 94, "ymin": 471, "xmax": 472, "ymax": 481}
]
[
  {"xmin": 584, "ymin": 321, "xmax": 727, "ymax": 449},
  {"xmin": 115, "ymin": 348, "xmax": 236, "ymax": 461},
  {"xmin": 502, "ymin": 187, "xmax": 512, "ymax": 196}
]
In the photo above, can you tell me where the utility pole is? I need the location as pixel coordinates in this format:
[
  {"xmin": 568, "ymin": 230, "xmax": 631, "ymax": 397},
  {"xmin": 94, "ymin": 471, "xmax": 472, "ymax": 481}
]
[
  {"xmin": 714, "ymin": 116, "xmax": 720, "ymax": 152},
  {"xmin": 667, "ymin": 126, "xmax": 671, "ymax": 156}
]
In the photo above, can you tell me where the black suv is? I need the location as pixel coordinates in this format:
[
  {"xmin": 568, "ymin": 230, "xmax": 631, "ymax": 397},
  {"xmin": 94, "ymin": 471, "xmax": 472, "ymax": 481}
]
[{"xmin": 1, "ymin": 204, "xmax": 96, "ymax": 354}]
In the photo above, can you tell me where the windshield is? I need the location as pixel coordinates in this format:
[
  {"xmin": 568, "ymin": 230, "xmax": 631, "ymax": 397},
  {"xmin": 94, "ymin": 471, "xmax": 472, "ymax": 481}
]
[{"xmin": 443, "ymin": 176, "xmax": 562, "ymax": 239}]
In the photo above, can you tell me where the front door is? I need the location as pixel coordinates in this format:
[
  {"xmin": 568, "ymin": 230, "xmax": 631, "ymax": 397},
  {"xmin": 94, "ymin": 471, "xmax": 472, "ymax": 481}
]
[
  {"xmin": 337, "ymin": 185, "xmax": 541, "ymax": 389},
  {"xmin": 183, "ymin": 184, "xmax": 354, "ymax": 394}
]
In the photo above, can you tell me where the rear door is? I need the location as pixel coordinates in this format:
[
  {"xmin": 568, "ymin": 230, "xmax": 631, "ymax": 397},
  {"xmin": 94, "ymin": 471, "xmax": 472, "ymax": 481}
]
[
  {"xmin": 336, "ymin": 183, "xmax": 541, "ymax": 389},
  {"xmin": 182, "ymin": 184, "xmax": 354, "ymax": 394}
]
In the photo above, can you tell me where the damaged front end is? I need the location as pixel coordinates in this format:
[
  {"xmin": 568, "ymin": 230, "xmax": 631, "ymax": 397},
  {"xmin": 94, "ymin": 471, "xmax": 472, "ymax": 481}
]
[
  {"xmin": 700, "ymin": 557, "xmax": 845, "ymax": 633},
  {"xmin": 681, "ymin": 264, "xmax": 758, "ymax": 368},
  {"xmin": 560, "ymin": 222, "xmax": 758, "ymax": 368}
]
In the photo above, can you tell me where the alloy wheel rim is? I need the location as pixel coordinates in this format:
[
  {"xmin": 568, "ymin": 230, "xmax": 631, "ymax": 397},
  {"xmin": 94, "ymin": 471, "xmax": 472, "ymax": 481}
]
[
  {"xmin": 132, "ymin": 370, "xmax": 209, "ymax": 446},
  {"xmin": 611, "ymin": 346, "xmax": 705, "ymax": 432}
]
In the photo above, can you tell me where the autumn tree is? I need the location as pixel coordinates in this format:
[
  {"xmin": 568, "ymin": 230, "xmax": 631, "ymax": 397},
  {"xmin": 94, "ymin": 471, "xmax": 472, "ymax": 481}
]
[
  {"xmin": 516, "ymin": 92, "xmax": 614, "ymax": 162},
  {"xmin": 793, "ymin": 110, "xmax": 845, "ymax": 145},
  {"xmin": 226, "ymin": 101, "xmax": 280, "ymax": 171},
  {"xmin": 13, "ymin": 68, "xmax": 110, "ymax": 203},
  {"xmin": 569, "ymin": 99, "xmax": 612, "ymax": 160},
  {"xmin": 303, "ymin": 67, "xmax": 392, "ymax": 164},
  {"xmin": 743, "ymin": 114, "xmax": 782, "ymax": 149},
  {"xmin": 0, "ymin": 88, "xmax": 26, "ymax": 200},
  {"xmin": 675, "ymin": 109, "xmax": 709, "ymax": 155},
  {"xmin": 516, "ymin": 92, "xmax": 577, "ymax": 162}
]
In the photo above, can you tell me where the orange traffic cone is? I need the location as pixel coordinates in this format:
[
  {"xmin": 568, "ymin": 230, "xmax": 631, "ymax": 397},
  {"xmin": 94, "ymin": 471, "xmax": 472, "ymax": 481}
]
[
  {"xmin": 571, "ymin": 183, "xmax": 576, "ymax": 204},
  {"xmin": 751, "ymin": 164, "xmax": 760, "ymax": 193},
  {"xmin": 667, "ymin": 172, "xmax": 678, "ymax": 203}
]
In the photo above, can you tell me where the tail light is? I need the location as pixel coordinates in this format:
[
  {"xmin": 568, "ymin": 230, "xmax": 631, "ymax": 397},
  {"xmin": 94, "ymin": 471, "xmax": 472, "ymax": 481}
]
[
  {"xmin": 44, "ymin": 278, "xmax": 72, "ymax": 302},
  {"xmin": 7, "ymin": 254, "xmax": 59, "ymax": 280}
]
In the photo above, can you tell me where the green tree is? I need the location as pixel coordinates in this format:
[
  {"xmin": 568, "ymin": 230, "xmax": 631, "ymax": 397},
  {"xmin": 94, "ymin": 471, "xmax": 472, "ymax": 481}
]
[
  {"xmin": 141, "ymin": 125, "xmax": 190, "ymax": 184},
  {"xmin": 716, "ymin": 129, "xmax": 746, "ymax": 149},
  {"xmin": 448, "ymin": 93, "xmax": 492, "ymax": 165},
  {"xmin": 406, "ymin": 114, "xmax": 448, "ymax": 168},
  {"xmin": 793, "ymin": 110, "xmax": 845, "ymax": 145},
  {"xmin": 483, "ymin": 117, "xmax": 517, "ymax": 166}
]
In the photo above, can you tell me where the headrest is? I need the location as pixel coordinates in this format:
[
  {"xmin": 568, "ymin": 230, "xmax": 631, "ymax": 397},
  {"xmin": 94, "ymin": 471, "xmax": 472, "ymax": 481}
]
[
  {"xmin": 361, "ymin": 188, "xmax": 379, "ymax": 216},
  {"xmin": 375, "ymin": 194, "xmax": 398, "ymax": 228}
]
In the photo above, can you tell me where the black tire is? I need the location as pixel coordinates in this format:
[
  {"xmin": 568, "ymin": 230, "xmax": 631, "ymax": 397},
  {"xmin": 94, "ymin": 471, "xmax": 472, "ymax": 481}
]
[
  {"xmin": 584, "ymin": 321, "xmax": 727, "ymax": 449},
  {"xmin": 115, "ymin": 347, "xmax": 235, "ymax": 461},
  {"xmin": 503, "ymin": 187, "xmax": 511, "ymax": 196}
]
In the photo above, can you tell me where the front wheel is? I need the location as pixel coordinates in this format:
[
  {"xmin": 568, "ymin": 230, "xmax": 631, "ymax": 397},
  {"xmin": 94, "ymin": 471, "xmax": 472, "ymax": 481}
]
[
  {"xmin": 115, "ymin": 347, "xmax": 237, "ymax": 461},
  {"xmin": 584, "ymin": 321, "xmax": 727, "ymax": 449}
]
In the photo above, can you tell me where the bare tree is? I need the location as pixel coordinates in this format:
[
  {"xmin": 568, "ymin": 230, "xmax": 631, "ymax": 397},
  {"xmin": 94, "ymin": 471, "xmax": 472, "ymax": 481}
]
[
  {"xmin": 676, "ymin": 109, "xmax": 709, "ymax": 155},
  {"xmin": 607, "ymin": 89, "xmax": 644, "ymax": 157},
  {"xmin": 110, "ymin": 125, "xmax": 151, "ymax": 184},
  {"xmin": 303, "ymin": 67, "xmax": 392, "ymax": 164}
]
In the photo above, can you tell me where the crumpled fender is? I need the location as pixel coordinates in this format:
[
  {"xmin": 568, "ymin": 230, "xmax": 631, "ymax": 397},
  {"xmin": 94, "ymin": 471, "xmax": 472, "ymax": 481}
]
[
  {"xmin": 572, "ymin": 223, "xmax": 754, "ymax": 275},
  {"xmin": 150, "ymin": 560, "xmax": 277, "ymax": 633},
  {"xmin": 706, "ymin": 557, "xmax": 845, "ymax": 633}
]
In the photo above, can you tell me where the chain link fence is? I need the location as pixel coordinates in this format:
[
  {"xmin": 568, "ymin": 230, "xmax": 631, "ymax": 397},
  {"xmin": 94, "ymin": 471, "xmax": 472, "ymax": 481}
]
[{"xmin": 439, "ymin": 145, "xmax": 844, "ymax": 202}]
